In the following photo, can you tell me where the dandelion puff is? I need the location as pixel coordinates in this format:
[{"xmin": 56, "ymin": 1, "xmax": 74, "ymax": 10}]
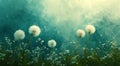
[
  {"xmin": 85, "ymin": 25, "xmax": 96, "ymax": 34},
  {"xmin": 48, "ymin": 40, "xmax": 57, "ymax": 48},
  {"xmin": 14, "ymin": 29, "xmax": 25, "ymax": 40},
  {"xmin": 29, "ymin": 25, "xmax": 41, "ymax": 37},
  {"xmin": 76, "ymin": 29, "xmax": 85, "ymax": 38}
]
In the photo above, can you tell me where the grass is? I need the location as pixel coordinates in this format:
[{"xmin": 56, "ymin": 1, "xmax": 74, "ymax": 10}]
[{"xmin": 0, "ymin": 37, "xmax": 120, "ymax": 66}]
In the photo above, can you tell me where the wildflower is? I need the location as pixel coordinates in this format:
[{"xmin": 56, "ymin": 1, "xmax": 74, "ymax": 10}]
[
  {"xmin": 48, "ymin": 40, "xmax": 57, "ymax": 48},
  {"xmin": 76, "ymin": 29, "xmax": 85, "ymax": 38},
  {"xmin": 65, "ymin": 50, "xmax": 70, "ymax": 54},
  {"xmin": 29, "ymin": 25, "xmax": 41, "ymax": 37},
  {"xmin": 82, "ymin": 47, "xmax": 86, "ymax": 50},
  {"xmin": 87, "ymin": 56, "xmax": 94, "ymax": 59},
  {"xmin": 14, "ymin": 29, "xmax": 25, "ymax": 40},
  {"xmin": 86, "ymin": 25, "xmax": 96, "ymax": 34},
  {"xmin": 101, "ymin": 56, "xmax": 107, "ymax": 60}
]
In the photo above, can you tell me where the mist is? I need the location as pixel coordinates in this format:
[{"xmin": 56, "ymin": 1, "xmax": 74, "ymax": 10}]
[
  {"xmin": 26, "ymin": 0, "xmax": 120, "ymax": 50},
  {"xmin": 0, "ymin": 0, "xmax": 120, "ymax": 51}
]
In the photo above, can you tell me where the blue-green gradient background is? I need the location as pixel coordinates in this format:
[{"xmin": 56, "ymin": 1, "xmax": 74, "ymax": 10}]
[{"xmin": 0, "ymin": 0, "xmax": 120, "ymax": 52}]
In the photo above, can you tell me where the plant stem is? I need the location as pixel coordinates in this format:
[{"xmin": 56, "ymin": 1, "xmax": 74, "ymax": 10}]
[
  {"xmin": 23, "ymin": 52, "xmax": 27, "ymax": 66},
  {"xmin": 50, "ymin": 48, "xmax": 53, "ymax": 60},
  {"xmin": 18, "ymin": 40, "xmax": 21, "ymax": 65},
  {"xmin": 27, "ymin": 35, "xmax": 33, "ymax": 49},
  {"xmin": 85, "ymin": 33, "xmax": 90, "ymax": 57},
  {"xmin": 23, "ymin": 35, "xmax": 33, "ymax": 66},
  {"xmin": 50, "ymin": 48, "xmax": 53, "ymax": 65}
]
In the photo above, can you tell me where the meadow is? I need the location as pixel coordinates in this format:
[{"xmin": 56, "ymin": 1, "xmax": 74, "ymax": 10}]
[{"xmin": 0, "ymin": 25, "xmax": 120, "ymax": 66}]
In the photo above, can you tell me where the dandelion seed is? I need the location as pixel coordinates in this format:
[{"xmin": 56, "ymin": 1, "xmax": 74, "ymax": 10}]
[
  {"xmin": 48, "ymin": 40, "xmax": 57, "ymax": 48},
  {"xmin": 86, "ymin": 25, "xmax": 96, "ymax": 34},
  {"xmin": 29, "ymin": 25, "xmax": 41, "ymax": 37},
  {"xmin": 14, "ymin": 29, "xmax": 25, "ymax": 40},
  {"xmin": 76, "ymin": 29, "xmax": 85, "ymax": 38}
]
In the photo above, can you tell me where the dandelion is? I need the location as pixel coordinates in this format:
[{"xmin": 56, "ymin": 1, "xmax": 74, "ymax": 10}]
[
  {"xmin": 14, "ymin": 29, "xmax": 25, "ymax": 40},
  {"xmin": 24, "ymin": 25, "xmax": 41, "ymax": 66},
  {"xmin": 48, "ymin": 40, "xmax": 57, "ymax": 48},
  {"xmin": 29, "ymin": 25, "xmax": 41, "ymax": 37},
  {"xmin": 84, "ymin": 25, "xmax": 96, "ymax": 57},
  {"xmin": 26, "ymin": 25, "xmax": 41, "ymax": 51},
  {"xmin": 85, "ymin": 25, "xmax": 96, "ymax": 34},
  {"xmin": 14, "ymin": 29, "xmax": 25, "ymax": 65},
  {"xmin": 76, "ymin": 29, "xmax": 85, "ymax": 53},
  {"xmin": 76, "ymin": 29, "xmax": 85, "ymax": 38}
]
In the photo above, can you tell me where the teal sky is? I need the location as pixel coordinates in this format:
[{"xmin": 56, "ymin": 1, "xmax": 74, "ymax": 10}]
[{"xmin": 0, "ymin": 0, "xmax": 120, "ymax": 50}]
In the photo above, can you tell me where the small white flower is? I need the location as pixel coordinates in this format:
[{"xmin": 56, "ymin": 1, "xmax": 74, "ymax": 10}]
[
  {"xmin": 86, "ymin": 25, "xmax": 96, "ymax": 34},
  {"xmin": 14, "ymin": 29, "xmax": 25, "ymax": 40},
  {"xmin": 48, "ymin": 40, "xmax": 57, "ymax": 48},
  {"xmin": 82, "ymin": 47, "xmax": 86, "ymax": 50},
  {"xmin": 76, "ymin": 29, "xmax": 85, "ymax": 38},
  {"xmin": 65, "ymin": 50, "xmax": 70, "ymax": 54},
  {"xmin": 29, "ymin": 25, "xmax": 41, "ymax": 37}
]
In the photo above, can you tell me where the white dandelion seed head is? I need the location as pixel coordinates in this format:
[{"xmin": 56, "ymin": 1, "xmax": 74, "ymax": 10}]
[
  {"xmin": 48, "ymin": 39, "xmax": 57, "ymax": 48},
  {"xmin": 29, "ymin": 25, "xmax": 41, "ymax": 37},
  {"xmin": 86, "ymin": 25, "xmax": 96, "ymax": 34},
  {"xmin": 76, "ymin": 29, "xmax": 85, "ymax": 38},
  {"xmin": 14, "ymin": 29, "xmax": 25, "ymax": 40}
]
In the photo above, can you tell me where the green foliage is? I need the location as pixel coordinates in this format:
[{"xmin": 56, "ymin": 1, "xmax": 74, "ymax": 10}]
[{"xmin": 0, "ymin": 37, "xmax": 120, "ymax": 66}]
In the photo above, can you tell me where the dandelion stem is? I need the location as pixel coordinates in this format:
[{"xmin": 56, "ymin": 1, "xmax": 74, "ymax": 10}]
[
  {"xmin": 86, "ymin": 33, "xmax": 90, "ymax": 49},
  {"xmin": 85, "ymin": 33, "xmax": 90, "ymax": 57},
  {"xmin": 50, "ymin": 48, "xmax": 52, "ymax": 54},
  {"xmin": 50, "ymin": 48, "xmax": 53, "ymax": 57},
  {"xmin": 50, "ymin": 48, "xmax": 53, "ymax": 65},
  {"xmin": 27, "ymin": 35, "xmax": 33, "ymax": 49},
  {"xmin": 23, "ymin": 52, "xmax": 27, "ymax": 66},
  {"xmin": 18, "ymin": 40, "xmax": 21, "ymax": 65},
  {"xmin": 23, "ymin": 35, "xmax": 33, "ymax": 66}
]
